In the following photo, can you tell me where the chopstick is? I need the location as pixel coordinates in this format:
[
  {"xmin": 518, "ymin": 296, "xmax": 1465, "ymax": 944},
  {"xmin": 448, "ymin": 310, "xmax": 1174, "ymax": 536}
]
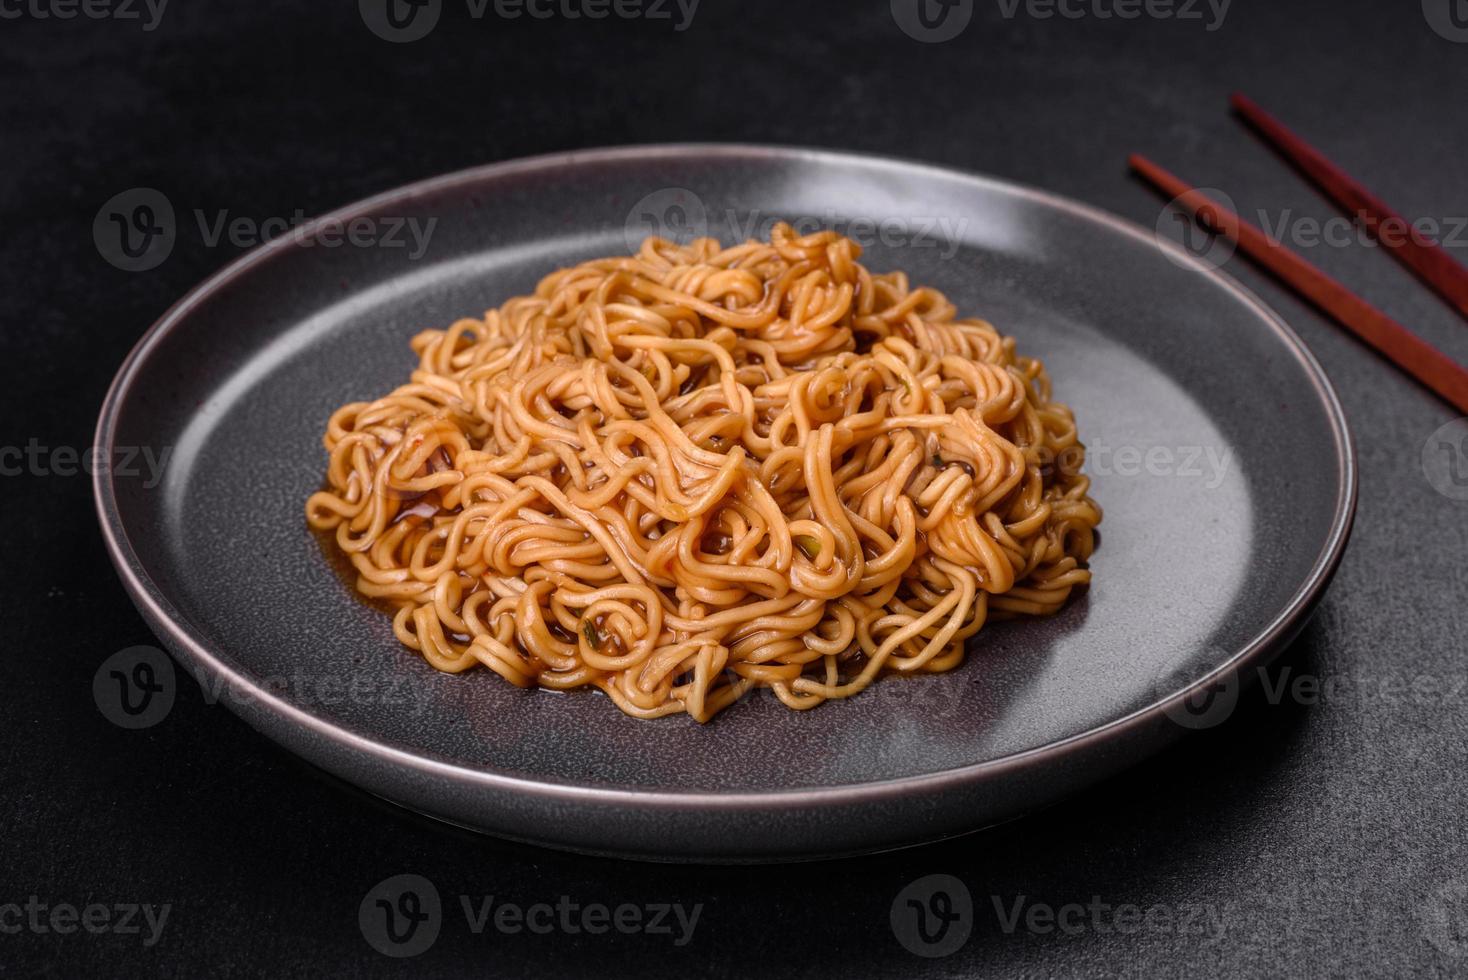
[
  {"xmin": 1129, "ymin": 153, "xmax": 1468, "ymax": 414},
  {"xmin": 1231, "ymin": 92, "xmax": 1468, "ymax": 324}
]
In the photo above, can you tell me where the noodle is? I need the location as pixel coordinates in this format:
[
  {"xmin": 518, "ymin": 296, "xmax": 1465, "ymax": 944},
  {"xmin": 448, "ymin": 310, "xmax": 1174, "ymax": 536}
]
[{"xmin": 305, "ymin": 223, "xmax": 1101, "ymax": 722}]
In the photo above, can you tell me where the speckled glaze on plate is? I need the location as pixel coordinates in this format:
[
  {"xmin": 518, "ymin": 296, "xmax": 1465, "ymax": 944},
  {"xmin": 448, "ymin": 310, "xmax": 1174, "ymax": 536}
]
[{"xmin": 94, "ymin": 146, "xmax": 1355, "ymax": 862}]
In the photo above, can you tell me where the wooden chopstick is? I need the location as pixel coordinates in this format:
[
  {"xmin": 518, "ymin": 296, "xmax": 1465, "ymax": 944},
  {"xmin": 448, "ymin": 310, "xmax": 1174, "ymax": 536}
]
[
  {"xmin": 1231, "ymin": 92, "xmax": 1468, "ymax": 324},
  {"xmin": 1129, "ymin": 153, "xmax": 1468, "ymax": 414}
]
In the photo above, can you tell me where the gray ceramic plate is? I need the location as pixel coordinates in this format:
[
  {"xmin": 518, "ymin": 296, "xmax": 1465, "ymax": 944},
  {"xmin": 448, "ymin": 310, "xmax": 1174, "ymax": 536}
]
[{"xmin": 94, "ymin": 146, "xmax": 1355, "ymax": 862}]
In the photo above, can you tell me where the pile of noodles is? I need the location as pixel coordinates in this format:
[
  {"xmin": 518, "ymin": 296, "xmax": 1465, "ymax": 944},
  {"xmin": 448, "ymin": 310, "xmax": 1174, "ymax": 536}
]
[{"xmin": 306, "ymin": 223, "xmax": 1101, "ymax": 722}]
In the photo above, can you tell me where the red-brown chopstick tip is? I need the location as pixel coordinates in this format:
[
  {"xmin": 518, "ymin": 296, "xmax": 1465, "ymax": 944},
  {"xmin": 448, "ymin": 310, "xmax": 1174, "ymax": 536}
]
[
  {"xmin": 1127, "ymin": 153, "xmax": 1162, "ymax": 180},
  {"xmin": 1128, "ymin": 154, "xmax": 1187, "ymax": 200}
]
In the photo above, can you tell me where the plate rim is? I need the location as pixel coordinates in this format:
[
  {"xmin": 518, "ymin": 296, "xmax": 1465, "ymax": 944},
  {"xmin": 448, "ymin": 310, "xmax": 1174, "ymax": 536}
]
[{"xmin": 92, "ymin": 142, "xmax": 1358, "ymax": 812}]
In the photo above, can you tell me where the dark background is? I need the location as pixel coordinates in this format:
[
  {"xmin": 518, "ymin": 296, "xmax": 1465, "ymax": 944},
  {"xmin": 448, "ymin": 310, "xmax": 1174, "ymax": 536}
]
[{"xmin": 4, "ymin": 0, "xmax": 1468, "ymax": 976}]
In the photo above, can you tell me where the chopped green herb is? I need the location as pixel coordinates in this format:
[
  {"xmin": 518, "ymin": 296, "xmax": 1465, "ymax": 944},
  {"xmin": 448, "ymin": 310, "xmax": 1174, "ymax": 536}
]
[
  {"xmin": 932, "ymin": 453, "xmax": 944, "ymax": 468},
  {"xmin": 581, "ymin": 620, "xmax": 603, "ymax": 649},
  {"xmin": 793, "ymin": 535, "xmax": 822, "ymax": 560}
]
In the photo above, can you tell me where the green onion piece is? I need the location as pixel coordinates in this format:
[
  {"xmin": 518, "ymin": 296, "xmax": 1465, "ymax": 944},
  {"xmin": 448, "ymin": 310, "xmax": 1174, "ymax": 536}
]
[
  {"xmin": 793, "ymin": 535, "xmax": 822, "ymax": 560},
  {"xmin": 932, "ymin": 453, "xmax": 944, "ymax": 468},
  {"xmin": 581, "ymin": 620, "xmax": 603, "ymax": 649}
]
